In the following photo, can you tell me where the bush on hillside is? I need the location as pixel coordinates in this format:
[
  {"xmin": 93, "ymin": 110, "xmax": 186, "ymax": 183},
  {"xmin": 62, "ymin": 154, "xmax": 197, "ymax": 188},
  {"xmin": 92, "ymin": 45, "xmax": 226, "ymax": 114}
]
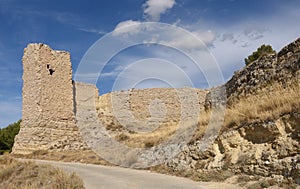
[
  {"xmin": 0, "ymin": 120, "xmax": 21, "ymax": 154},
  {"xmin": 245, "ymin": 44, "xmax": 276, "ymax": 65}
]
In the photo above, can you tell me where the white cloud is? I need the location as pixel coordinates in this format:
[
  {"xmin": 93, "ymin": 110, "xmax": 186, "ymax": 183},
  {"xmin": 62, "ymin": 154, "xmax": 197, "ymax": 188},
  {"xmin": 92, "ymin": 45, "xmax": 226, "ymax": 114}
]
[
  {"xmin": 94, "ymin": 42, "xmax": 220, "ymax": 91},
  {"xmin": 112, "ymin": 20, "xmax": 142, "ymax": 36},
  {"xmin": 99, "ymin": 3, "xmax": 300, "ymax": 91},
  {"xmin": 220, "ymin": 33, "xmax": 237, "ymax": 44},
  {"xmin": 102, "ymin": 22, "xmax": 219, "ymax": 90},
  {"xmin": 243, "ymin": 27, "xmax": 270, "ymax": 40},
  {"xmin": 77, "ymin": 27, "xmax": 107, "ymax": 35},
  {"xmin": 160, "ymin": 29, "xmax": 215, "ymax": 51},
  {"xmin": 143, "ymin": 0, "xmax": 176, "ymax": 21},
  {"xmin": 112, "ymin": 21, "xmax": 216, "ymax": 51},
  {"xmin": 207, "ymin": 5, "xmax": 300, "ymax": 81}
]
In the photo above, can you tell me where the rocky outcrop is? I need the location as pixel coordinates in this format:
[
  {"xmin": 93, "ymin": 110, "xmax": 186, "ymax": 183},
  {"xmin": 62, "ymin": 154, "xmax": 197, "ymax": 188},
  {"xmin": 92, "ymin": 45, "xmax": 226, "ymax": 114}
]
[
  {"xmin": 165, "ymin": 38, "xmax": 300, "ymax": 184},
  {"xmin": 166, "ymin": 113, "xmax": 300, "ymax": 183},
  {"xmin": 225, "ymin": 38, "xmax": 300, "ymax": 104}
]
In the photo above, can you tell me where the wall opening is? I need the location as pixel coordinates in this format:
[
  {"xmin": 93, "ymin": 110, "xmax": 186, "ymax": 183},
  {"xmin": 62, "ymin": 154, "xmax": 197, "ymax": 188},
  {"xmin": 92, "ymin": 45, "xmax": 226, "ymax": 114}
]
[
  {"xmin": 49, "ymin": 69, "xmax": 55, "ymax": 75},
  {"xmin": 47, "ymin": 64, "xmax": 55, "ymax": 75}
]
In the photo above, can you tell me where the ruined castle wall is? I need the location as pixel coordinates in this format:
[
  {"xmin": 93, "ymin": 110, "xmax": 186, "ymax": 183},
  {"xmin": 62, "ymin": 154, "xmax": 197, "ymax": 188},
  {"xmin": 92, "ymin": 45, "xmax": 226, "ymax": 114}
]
[
  {"xmin": 73, "ymin": 82, "xmax": 106, "ymax": 150},
  {"xmin": 12, "ymin": 43, "xmax": 209, "ymax": 154},
  {"xmin": 12, "ymin": 44, "xmax": 86, "ymax": 154},
  {"xmin": 97, "ymin": 88, "xmax": 208, "ymax": 132}
]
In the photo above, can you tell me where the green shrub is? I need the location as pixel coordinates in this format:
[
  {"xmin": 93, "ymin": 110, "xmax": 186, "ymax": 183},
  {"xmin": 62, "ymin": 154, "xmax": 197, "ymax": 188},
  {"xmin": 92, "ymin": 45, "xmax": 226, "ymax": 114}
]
[
  {"xmin": 0, "ymin": 120, "xmax": 21, "ymax": 154},
  {"xmin": 259, "ymin": 180, "xmax": 270, "ymax": 188},
  {"xmin": 245, "ymin": 44, "xmax": 276, "ymax": 65},
  {"xmin": 116, "ymin": 133, "xmax": 130, "ymax": 141},
  {"xmin": 144, "ymin": 141, "xmax": 155, "ymax": 148},
  {"xmin": 247, "ymin": 182, "xmax": 262, "ymax": 189}
]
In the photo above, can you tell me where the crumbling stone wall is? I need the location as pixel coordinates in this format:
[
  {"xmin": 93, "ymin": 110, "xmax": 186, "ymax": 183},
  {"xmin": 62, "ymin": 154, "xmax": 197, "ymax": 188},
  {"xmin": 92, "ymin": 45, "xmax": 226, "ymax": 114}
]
[
  {"xmin": 73, "ymin": 82, "xmax": 103, "ymax": 150},
  {"xmin": 97, "ymin": 88, "xmax": 208, "ymax": 133},
  {"xmin": 12, "ymin": 44, "xmax": 87, "ymax": 154},
  {"xmin": 12, "ymin": 43, "xmax": 207, "ymax": 154}
]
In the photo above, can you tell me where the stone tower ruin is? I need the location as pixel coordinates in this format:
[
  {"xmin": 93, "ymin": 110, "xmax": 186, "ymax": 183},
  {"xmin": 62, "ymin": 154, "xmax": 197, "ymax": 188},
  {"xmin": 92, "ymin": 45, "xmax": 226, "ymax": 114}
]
[{"xmin": 12, "ymin": 44, "xmax": 86, "ymax": 154}]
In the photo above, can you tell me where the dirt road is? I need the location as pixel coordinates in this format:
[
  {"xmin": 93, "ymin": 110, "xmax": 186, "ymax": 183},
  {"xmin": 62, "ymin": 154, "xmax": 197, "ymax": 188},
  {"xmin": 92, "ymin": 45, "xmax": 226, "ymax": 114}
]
[{"xmin": 33, "ymin": 159, "xmax": 239, "ymax": 189}]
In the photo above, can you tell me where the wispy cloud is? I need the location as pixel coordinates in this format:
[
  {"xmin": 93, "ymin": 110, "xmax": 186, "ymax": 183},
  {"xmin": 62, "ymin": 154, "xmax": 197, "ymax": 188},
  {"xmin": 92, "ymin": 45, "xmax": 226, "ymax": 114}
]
[
  {"xmin": 204, "ymin": 4, "xmax": 300, "ymax": 80},
  {"xmin": 160, "ymin": 29, "xmax": 215, "ymax": 51},
  {"xmin": 112, "ymin": 20, "xmax": 142, "ymax": 36},
  {"xmin": 77, "ymin": 27, "xmax": 107, "ymax": 35},
  {"xmin": 220, "ymin": 33, "xmax": 237, "ymax": 44},
  {"xmin": 243, "ymin": 27, "xmax": 270, "ymax": 41},
  {"xmin": 0, "ymin": 4, "xmax": 106, "ymax": 37},
  {"xmin": 112, "ymin": 21, "xmax": 216, "ymax": 51},
  {"xmin": 143, "ymin": 0, "xmax": 176, "ymax": 21}
]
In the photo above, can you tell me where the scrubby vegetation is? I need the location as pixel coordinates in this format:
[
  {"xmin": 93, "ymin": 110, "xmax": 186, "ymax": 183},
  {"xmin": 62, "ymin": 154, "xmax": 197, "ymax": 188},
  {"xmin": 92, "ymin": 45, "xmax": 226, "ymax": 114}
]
[
  {"xmin": 0, "ymin": 120, "xmax": 21, "ymax": 155},
  {"xmin": 111, "ymin": 81, "xmax": 300, "ymax": 146},
  {"xmin": 12, "ymin": 150, "xmax": 110, "ymax": 166},
  {"xmin": 244, "ymin": 44, "xmax": 276, "ymax": 65},
  {"xmin": 0, "ymin": 155, "xmax": 85, "ymax": 189},
  {"xmin": 190, "ymin": 81, "xmax": 300, "ymax": 141},
  {"xmin": 223, "ymin": 81, "xmax": 300, "ymax": 130}
]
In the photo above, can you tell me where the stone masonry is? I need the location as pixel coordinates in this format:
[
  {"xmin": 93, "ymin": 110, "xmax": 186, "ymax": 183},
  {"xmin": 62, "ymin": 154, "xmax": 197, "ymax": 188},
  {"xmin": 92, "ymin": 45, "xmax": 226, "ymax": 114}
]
[
  {"xmin": 12, "ymin": 44, "xmax": 86, "ymax": 154},
  {"xmin": 97, "ymin": 88, "xmax": 207, "ymax": 133}
]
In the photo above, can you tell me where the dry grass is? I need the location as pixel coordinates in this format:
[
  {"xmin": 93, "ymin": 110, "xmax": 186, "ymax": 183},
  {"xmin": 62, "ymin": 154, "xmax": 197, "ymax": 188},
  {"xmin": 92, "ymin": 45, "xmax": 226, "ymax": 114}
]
[
  {"xmin": 9, "ymin": 81, "xmax": 299, "ymax": 185},
  {"xmin": 107, "ymin": 81, "xmax": 300, "ymax": 146},
  {"xmin": 114, "ymin": 116, "xmax": 211, "ymax": 148},
  {"xmin": 0, "ymin": 155, "xmax": 85, "ymax": 189},
  {"xmin": 12, "ymin": 150, "xmax": 111, "ymax": 166},
  {"xmin": 245, "ymin": 179, "xmax": 298, "ymax": 189},
  {"xmin": 112, "ymin": 81, "xmax": 299, "ymax": 147},
  {"xmin": 119, "ymin": 122, "xmax": 179, "ymax": 148},
  {"xmin": 223, "ymin": 82, "xmax": 300, "ymax": 131},
  {"xmin": 99, "ymin": 115, "xmax": 181, "ymax": 148}
]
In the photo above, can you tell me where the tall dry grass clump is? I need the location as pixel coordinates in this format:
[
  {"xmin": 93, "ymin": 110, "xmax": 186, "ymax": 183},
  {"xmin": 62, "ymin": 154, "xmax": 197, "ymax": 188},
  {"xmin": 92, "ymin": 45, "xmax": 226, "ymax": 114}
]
[
  {"xmin": 111, "ymin": 81, "xmax": 300, "ymax": 145},
  {"xmin": 223, "ymin": 81, "xmax": 300, "ymax": 130},
  {"xmin": 189, "ymin": 81, "xmax": 300, "ymax": 140},
  {"xmin": 0, "ymin": 155, "xmax": 85, "ymax": 189}
]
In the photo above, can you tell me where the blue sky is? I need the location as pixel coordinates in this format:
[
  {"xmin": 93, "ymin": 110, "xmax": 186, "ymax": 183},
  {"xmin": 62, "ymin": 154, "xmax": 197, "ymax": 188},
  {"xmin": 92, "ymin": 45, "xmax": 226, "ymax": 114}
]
[{"xmin": 1, "ymin": 0, "xmax": 300, "ymax": 128}]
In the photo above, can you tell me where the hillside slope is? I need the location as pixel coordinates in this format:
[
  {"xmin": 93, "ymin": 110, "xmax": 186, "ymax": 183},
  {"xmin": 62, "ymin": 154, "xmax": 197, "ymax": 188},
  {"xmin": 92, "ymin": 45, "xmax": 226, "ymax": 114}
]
[{"xmin": 159, "ymin": 38, "xmax": 300, "ymax": 185}]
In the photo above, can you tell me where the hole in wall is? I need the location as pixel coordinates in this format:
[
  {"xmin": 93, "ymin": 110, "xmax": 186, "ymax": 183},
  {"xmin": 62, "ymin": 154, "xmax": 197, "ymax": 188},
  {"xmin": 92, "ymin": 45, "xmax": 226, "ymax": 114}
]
[
  {"xmin": 46, "ymin": 64, "xmax": 55, "ymax": 75},
  {"xmin": 49, "ymin": 69, "xmax": 55, "ymax": 75}
]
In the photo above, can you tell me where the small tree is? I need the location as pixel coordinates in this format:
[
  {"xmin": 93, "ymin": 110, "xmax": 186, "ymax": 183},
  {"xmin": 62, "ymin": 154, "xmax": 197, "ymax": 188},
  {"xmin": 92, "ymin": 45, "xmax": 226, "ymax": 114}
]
[
  {"xmin": 0, "ymin": 120, "xmax": 21, "ymax": 154},
  {"xmin": 245, "ymin": 44, "xmax": 276, "ymax": 65}
]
